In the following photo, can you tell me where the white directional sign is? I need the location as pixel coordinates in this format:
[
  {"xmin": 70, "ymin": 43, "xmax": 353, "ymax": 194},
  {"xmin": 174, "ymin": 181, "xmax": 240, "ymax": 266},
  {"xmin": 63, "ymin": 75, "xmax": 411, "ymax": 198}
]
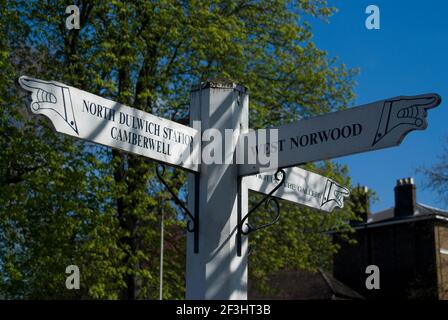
[
  {"xmin": 245, "ymin": 167, "xmax": 350, "ymax": 212},
  {"xmin": 19, "ymin": 76, "xmax": 199, "ymax": 172},
  {"xmin": 238, "ymin": 94, "xmax": 442, "ymax": 176},
  {"xmin": 17, "ymin": 76, "xmax": 443, "ymax": 299}
]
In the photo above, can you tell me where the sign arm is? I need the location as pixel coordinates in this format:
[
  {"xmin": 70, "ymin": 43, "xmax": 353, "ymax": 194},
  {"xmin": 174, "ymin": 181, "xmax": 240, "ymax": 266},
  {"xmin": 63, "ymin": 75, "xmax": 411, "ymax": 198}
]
[
  {"xmin": 18, "ymin": 76, "xmax": 199, "ymax": 173},
  {"xmin": 238, "ymin": 93, "xmax": 442, "ymax": 176}
]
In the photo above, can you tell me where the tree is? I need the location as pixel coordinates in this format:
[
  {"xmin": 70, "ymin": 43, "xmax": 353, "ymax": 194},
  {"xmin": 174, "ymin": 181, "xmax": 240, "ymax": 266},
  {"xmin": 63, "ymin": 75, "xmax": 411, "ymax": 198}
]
[
  {"xmin": 419, "ymin": 141, "xmax": 448, "ymax": 205},
  {"xmin": 0, "ymin": 0, "xmax": 357, "ymax": 299}
]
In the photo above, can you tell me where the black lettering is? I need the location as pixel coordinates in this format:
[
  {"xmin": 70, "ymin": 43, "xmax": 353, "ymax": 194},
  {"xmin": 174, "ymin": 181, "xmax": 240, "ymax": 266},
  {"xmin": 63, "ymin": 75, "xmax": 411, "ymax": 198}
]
[
  {"xmin": 82, "ymin": 100, "xmax": 89, "ymax": 113},
  {"xmin": 175, "ymin": 131, "xmax": 181, "ymax": 143},
  {"xmin": 154, "ymin": 124, "xmax": 160, "ymax": 137},
  {"xmin": 341, "ymin": 125, "xmax": 352, "ymax": 138},
  {"xmin": 166, "ymin": 143, "xmax": 171, "ymax": 156},
  {"xmin": 299, "ymin": 134, "xmax": 309, "ymax": 147},
  {"xmin": 137, "ymin": 134, "xmax": 142, "ymax": 147},
  {"xmin": 318, "ymin": 130, "xmax": 330, "ymax": 142},
  {"xmin": 149, "ymin": 138, "xmax": 155, "ymax": 150},
  {"xmin": 331, "ymin": 128, "xmax": 341, "ymax": 140},
  {"xmin": 310, "ymin": 133, "xmax": 318, "ymax": 145},
  {"xmin": 119, "ymin": 112, "xmax": 126, "ymax": 124},
  {"xmin": 163, "ymin": 127, "xmax": 172, "ymax": 139},
  {"xmin": 109, "ymin": 109, "xmax": 115, "ymax": 122},
  {"xmin": 278, "ymin": 139, "xmax": 285, "ymax": 151},
  {"xmin": 353, "ymin": 123, "xmax": 362, "ymax": 136},
  {"xmin": 157, "ymin": 140, "xmax": 163, "ymax": 153},
  {"xmin": 290, "ymin": 137, "xmax": 299, "ymax": 149},
  {"xmin": 97, "ymin": 104, "xmax": 103, "ymax": 118},
  {"xmin": 147, "ymin": 122, "xmax": 155, "ymax": 135},
  {"xmin": 138, "ymin": 118, "xmax": 144, "ymax": 131},
  {"xmin": 89, "ymin": 102, "xmax": 97, "ymax": 115}
]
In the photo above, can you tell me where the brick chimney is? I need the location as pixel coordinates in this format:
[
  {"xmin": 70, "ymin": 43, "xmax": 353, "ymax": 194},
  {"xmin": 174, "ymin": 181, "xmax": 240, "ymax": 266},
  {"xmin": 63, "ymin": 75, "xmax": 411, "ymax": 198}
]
[{"xmin": 394, "ymin": 177, "xmax": 416, "ymax": 217}]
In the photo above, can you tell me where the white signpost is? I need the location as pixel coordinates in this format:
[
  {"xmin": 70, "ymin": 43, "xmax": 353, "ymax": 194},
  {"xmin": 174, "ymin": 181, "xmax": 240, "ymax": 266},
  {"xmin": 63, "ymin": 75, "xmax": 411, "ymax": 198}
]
[
  {"xmin": 18, "ymin": 76, "xmax": 199, "ymax": 172},
  {"xmin": 19, "ymin": 76, "xmax": 442, "ymax": 300},
  {"xmin": 238, "ymin": 93, "xmax": 442, "ymax": 176},
  {"xmin": 245, "ymin": 167, "xmax": 350, "ymax": 212}
]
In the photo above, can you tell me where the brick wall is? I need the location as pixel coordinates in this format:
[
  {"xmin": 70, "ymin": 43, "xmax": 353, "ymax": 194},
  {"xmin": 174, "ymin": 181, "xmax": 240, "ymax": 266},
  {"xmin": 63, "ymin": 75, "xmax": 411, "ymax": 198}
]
[{"xmin": 435, "ymin": 223, "xmax": 448, "ymax": 300}]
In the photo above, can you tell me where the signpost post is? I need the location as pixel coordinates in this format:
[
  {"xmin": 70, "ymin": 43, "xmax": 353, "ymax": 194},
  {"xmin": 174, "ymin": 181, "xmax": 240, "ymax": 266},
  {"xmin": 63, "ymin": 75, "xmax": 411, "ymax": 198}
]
[
  {"xmin": 186, "ymin": 82, "xmax": 249, "ymax": 299},
  {"xmin": 19, "ymin": 75, "xmax": 442, "ymax": 300}
]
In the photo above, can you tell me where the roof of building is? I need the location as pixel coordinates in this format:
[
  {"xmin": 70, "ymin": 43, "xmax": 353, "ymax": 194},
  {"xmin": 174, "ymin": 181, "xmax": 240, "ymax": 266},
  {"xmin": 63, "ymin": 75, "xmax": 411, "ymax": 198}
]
[
  {"xmin": 249, "ymin": 269, "xmax": 364, "ymax": 300},
  {"xmin": 356, "ymin": 203, "xmax": 448, "ymax": 229}
]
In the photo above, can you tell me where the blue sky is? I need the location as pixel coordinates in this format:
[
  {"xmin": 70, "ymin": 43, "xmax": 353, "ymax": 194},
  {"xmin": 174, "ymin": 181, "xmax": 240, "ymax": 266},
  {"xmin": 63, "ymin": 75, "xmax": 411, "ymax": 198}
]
[{"xmin": 309, "ymin": 0, "xmax": 448, "ymax": 212}]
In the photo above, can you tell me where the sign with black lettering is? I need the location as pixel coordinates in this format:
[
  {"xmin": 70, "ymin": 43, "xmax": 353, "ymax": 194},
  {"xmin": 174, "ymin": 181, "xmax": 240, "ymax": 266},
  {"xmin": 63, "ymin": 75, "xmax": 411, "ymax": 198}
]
[
  {"xmin": 245, "ymin": 167, "xmax": 350, "ymax": 212},
  {"xmin": 238, "ymin": 94, "xmax": 441, "ymax": 176},
  {"xmin": 19, "ymin": 76, "xmax": 199, "ymax": 172}
]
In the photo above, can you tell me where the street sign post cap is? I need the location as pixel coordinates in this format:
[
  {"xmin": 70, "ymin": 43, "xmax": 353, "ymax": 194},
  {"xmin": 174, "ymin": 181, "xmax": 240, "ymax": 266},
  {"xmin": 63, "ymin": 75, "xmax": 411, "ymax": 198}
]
[{"xmin": 190, "ymin": 80, "xmax": 247, "ymax": 93}]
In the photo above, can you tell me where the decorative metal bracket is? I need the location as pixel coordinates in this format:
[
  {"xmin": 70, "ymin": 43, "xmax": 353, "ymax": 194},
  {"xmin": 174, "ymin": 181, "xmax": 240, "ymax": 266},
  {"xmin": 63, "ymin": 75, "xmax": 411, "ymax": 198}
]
[
  {"xmin": 237, "ymin": 169, "xmax": 286, "ymax": 256},
  {"xmin": 155, "ymin": 164, "xmax": 199, "ymax": 253}
]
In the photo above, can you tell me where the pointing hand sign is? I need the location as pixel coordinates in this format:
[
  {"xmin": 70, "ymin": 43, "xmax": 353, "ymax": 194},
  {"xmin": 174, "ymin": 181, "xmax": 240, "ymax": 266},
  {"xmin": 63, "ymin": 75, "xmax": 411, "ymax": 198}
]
[
  {"xmin": 19, "ymin": 76, "xmax": 79, "ymax": 135},
  {"xmin": 373, "ymin": 93, "xmax": 441, "ymax": 146}
]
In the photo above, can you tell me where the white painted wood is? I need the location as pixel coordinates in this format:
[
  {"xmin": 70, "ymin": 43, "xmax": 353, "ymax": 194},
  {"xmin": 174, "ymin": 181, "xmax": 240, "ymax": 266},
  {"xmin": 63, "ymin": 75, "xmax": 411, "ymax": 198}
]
[
  {"xmin": 18, "ymin": 76, "xmax": 199, "ymax": 172},
  {"xmin": 238, "ymin": 94, "xmax": 441, "ymax": 176},
  {"xmin": 186, "ymin": 82, "xmax": 248, "ymax": 300},
  {"xmin": 245, "ymin": 167, "xmax": 350, "ymax": 212}
]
